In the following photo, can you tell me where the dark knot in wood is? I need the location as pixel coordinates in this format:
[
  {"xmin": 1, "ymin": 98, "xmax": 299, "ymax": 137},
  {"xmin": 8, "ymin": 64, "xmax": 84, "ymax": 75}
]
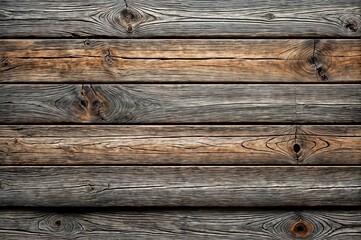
[
  {"xmin": 316, "ymin": 67, "xmax": 328, "ymax": 81},
  {"xmin": 77, "ymin": 85, "xmax": 107, "ymax": 122},
  {"xmin": 118, "ymin": 6, "xmax": 157, "ymax": 33},
  {"xmin": 53, "ymin": 219, "xmax": 62, "ymax": 228},
  {"xmin": 293, "ymin": 143, "xmax": 301, "ymax": 153},
  {"xmin": 121, "ymin": 8, "xmax": 135, "ymax": 23},
  {"xmin": 38, "ymin": 214, "xmax": 85, "ymax": 235},
  {"xmin": 103, "ymin": 49, "xmax": 113, "ymax": 66},
  {"xmin": 83, "ymin": 39, "xmax": 91, "ymax": 49},
  {"xmin": 339, "ymin": 14, "xmax": 360, "ymax": 34},
  {"xmin": 120, "ymin": 8, "xmax": 138, "ymax": 33},
  {"xmin": 290, "ymin": 221, "xmax": 312, "ymax": 238},
  {"xmin": 265, "ymin": 13, "xmax": 275, "ymax": 20},
  {"xmin": 344, "ymin": 17, "xmax": 359, "ymax": 32},
  {"xmin": 1, "ymin": 57, "xmax": 11, "ymax": 68}
]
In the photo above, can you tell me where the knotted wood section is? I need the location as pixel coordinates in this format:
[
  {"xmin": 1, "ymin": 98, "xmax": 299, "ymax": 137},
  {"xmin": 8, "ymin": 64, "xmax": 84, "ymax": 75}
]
[
  {"xmin": 1, "ymin": 39, "xmax": 360, "ymax": 83},
  {"xmin": 0, "ymin": 84, "xmax": 360, "ymax": 124},
  {"xmin": 1, "ymin": 0, "xmax": 360, "ymax": 37},
  {"xmin": 0, "ymin": 209, "xmax": 359, "ymax": 239},
  {"xmin": 0, "ymin": 125, "xmax": 360, "ymax": 165}
]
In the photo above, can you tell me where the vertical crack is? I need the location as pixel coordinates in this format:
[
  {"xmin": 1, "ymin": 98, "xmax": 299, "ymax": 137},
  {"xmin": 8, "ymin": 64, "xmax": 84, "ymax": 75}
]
[
  {"xmin": 80, "ymin": 84, "xmax": 87, "ymax": 110},
  {"xmin": 293, "ymin": 83, "xmax": 299, "ymax": 165},
  {"xmin": 295, "ymin": 125, "xmax": 299, "ymax": 165},
  {"xmin": 310, "ymin": 40, "xmax": 328, "ymax": 81},
  {"xmin": 312, "ymin": 39, "xmax": 317, "ymax": 62}
]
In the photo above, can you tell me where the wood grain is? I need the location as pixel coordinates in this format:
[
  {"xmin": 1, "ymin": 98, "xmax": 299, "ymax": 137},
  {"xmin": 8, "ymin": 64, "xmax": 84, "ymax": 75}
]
[
  {"xmin": 0, "ymin": 84, "xmax": 360, "ymax": 124},
  {"xmin": 1, "ymin": 39, "xmax": 360, "ymax": 83},
  {"xmin": 1, "ymin": 125, "xmax": 360, "ymax": 165},
  {"xmin": 0, "ymin": 209, "xmax": 360, "ymax": 239},
  {"xmin": 0, "ymin": 166, "xmax": 359, "ymax": 207},
  {"xmin": 0, "ymin": 0, "xmax": 360, "ymax": 38}
]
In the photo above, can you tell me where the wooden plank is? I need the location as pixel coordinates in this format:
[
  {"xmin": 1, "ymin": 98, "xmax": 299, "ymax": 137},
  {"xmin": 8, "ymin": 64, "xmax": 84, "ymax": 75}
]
[
  {"xmin": 0, "ymin": 125, "xmax": 297, "ymax": 165},
  {"xmin": 0, "ymin": 0, "xmax": 360, "ymax": 38},
  {"xmin": 0, "ymin": 84, "xmax": 360, "ymax": 124},
  {"xmin": 1, "ymin": 125, "xmax": 360, "ymax": 165},
  {"xmin": 1, "ymin": 39, "xmax": 360, "ymax": 83},
  {"xmin": 0, "ymin": 166, "xmax": 359, "ymax": 207},
  {"xmin": 0, "ymin": 209, "xmax": 360, "ymax": 239}
]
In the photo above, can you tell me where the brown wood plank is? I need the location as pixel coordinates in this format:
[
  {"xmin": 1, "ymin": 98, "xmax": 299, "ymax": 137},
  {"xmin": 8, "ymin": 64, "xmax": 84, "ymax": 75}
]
[
  {"xmin": 0, "ymin": 0, "xmax": 360, "ymax": 38},
  {"xmin": 0, "ymin": 166, "xmax": 359, "ymax": 207},
  {"xmin": 1, "ymin": 39, "xmax": 360, "ymax": 83},
  {"xmin": 0, "ymin": 209, "xmax": 360, "ymax": 239},
  {"xmin": 0, "ymin": 84, "xmax": 360, "ymax": 124},
  {"xmin": 1, "ymin": 125, "xmax": 360, "ymax": 165}
]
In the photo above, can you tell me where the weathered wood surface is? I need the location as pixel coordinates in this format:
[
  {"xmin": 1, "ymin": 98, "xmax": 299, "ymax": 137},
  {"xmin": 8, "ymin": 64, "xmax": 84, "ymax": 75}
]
[
  {"xmin": 1, "ymin": 39, "xmax": 360, "ymax": 83},
  {"xmin": 0, "ymin": 166, "xmax": 360, "ymax": 207},
  {"xmin": 0, "ymin": 209, "xmax": 360, "ymax": 239},
  {"xmin": 0, "ymin": 84, "xmax": 360, "ymax": 124},
  {"xmin": 1, "ymin": 125, "xmax": 360, "ymax": 165},
  {"xmin": 0, "ymin": 0, "xmax": 360, "ymax": 38}
]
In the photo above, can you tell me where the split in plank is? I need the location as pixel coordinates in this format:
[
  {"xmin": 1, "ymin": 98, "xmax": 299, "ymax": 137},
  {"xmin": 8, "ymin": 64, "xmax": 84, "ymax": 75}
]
[
  {"xmin": 0, "ymin": 0, "xmax": 360, "ymax": 38},
  {"xmin": 1, "ymin": 125, "xmax": 360, "ymax": 165},
  {"xmin": 1, "ymin": 39, "xmax": 360, "ymax": 83},
  {"xmin": 0, "ymin": 209, "xmax": 360, "ymax": 239},
  {"xmin": 0, "ymin": 84, "xmax": 360, "ymax": 124},
  {"xmin": 0, "ymin": 166, "xmax": 360, "ymax": 207}
]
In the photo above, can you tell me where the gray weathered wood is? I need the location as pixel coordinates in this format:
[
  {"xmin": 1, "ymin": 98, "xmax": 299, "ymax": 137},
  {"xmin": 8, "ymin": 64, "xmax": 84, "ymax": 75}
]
[
  {"xmin": 0, "ymin": 0, "xmax": 360, "ymax": 38},
  {"xmin": 0, "ymin": 84, "xmax": 360, "ymax": 123},
  {"xmin": 0, "ymin": 166, "xmax": 360, "ymax": 207},
  {"xmin": 1, "ymin": 125, "xmax": 360, "ymax": 165},
  {"xmin": 0, "ymin": 209, "xmax": 360, "ymax": 239},
  {"xmin": 1, "ymin": 39, "xmax": 360, "ymax": 83}
]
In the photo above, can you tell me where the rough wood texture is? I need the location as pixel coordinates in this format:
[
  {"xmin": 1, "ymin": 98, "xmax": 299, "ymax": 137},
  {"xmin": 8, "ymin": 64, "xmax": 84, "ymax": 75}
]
[
  {"xmin": 0, "ymin": 84, "xmax": 360, "ymax": 124},
  {"xmin": 1, "ymin": 125, "xmax": 360, "ymax": 165},
  {"xmin": 0, "ymin": 209, "xmax": 360, "ymax": 239},
  {"xmin": 0, "ymin": 0, "xmax": 360, "ymax": 38},
  {"xmin": 0, "ymin": 166, "xmax": 360, "ymax": 207},
  {"xmin": 1, "ymin": 39, "xmax": 360, "ymax": 83}
]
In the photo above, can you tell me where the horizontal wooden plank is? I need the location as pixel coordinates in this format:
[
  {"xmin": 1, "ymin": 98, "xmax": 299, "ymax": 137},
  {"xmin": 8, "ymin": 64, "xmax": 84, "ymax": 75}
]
[
  {"xmin": 0, "ymin": 166, "xmax": 359, "ymax": 207},
  {"xmin": 0, "ymin": 84, "xmax": 360, "ymax": 124},
  {"xmin": 0, "ymin": 0, "xmax": 360, "ymax": 38},
  {"xmin": 0, "ymin": 209, "xmax": 360, "ymax": 239},
  {"xmin": 1, "ymin": 39, "xmax": 360, "ymax": 83},
  {"xmin": 1, "ymin": 125, "xmax": 360, "ymax": 165}
]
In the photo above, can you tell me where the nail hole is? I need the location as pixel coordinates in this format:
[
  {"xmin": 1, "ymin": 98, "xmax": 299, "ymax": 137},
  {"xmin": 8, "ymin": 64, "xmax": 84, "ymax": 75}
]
[{"xmin": 293, "ymin": 144, "xmax": 300, "ymax": 153}]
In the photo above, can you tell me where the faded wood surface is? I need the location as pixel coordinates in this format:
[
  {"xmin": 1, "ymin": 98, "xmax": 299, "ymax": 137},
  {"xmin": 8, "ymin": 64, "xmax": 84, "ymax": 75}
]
[
  {"xmin": 0, "ymin": 209, "xmax": 360, "ymax": 239},
  {"xmin": 0, "ymin": 166, "xmax": 360, "ymax": 207},
  {"xmin": 0, "ymin": 0, "xmax": 360, "ymax": 38},
  {"xmin": 1, "ymin": 125, "xmax": 360, "ymax": 165},
  {"xmin": 0, "ymin": 84, "xmax": 360, "ymax": 124},
  {"xmin": 1, "ymin": 39, "xmax": 360, "ymax": 83}
]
